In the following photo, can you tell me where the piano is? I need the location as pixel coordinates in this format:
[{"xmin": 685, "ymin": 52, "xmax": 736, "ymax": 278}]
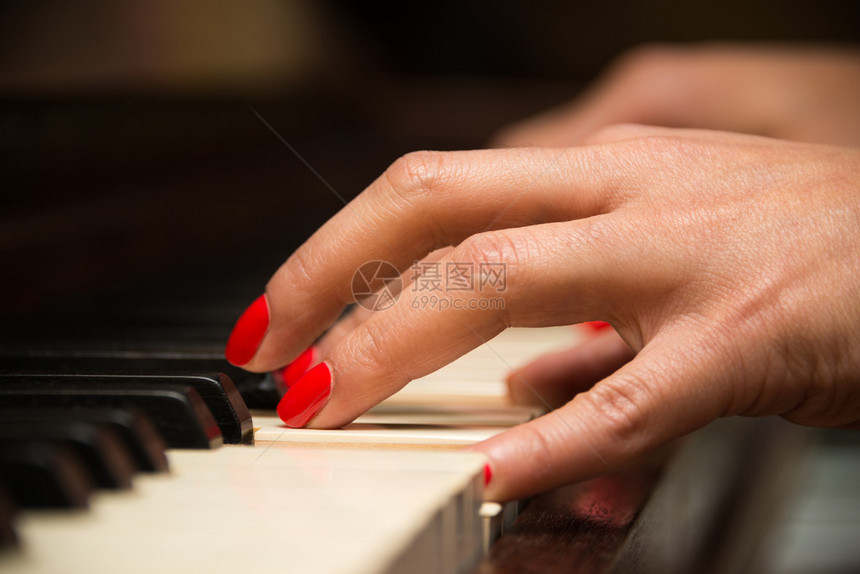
[{"xmin": 0, "ymin": 305, "xmax": 823, "ymax": 574}]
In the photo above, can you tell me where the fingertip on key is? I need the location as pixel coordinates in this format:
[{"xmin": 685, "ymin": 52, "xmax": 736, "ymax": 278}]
[
  {"xmin": 483, "ymin": 463, "xmax": 493, "ymax": 487},
  {"xmin": 225, "ymin": 294, "xmax": 270, "ymax": 366},
  {"xmin": 277, "ymin": 362, "xmax": 332, "ymax": 428},
  {"xmin": 581, "ymin": 320, "xmax": 611, "ymax": 332},
  {"xmin": 280, "ymin": 346, "xmax": 319, "ymax": 388}
]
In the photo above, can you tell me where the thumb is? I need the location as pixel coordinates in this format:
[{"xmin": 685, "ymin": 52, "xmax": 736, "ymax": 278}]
[{"xmin": 473, "ymin": 336, "xmax": 731, "ymax": 501}]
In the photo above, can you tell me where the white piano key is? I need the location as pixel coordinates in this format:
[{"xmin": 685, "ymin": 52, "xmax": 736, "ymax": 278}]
[
  {"xmin": 1, "ymin": 445, "xmax": 486, "ymax": 574},
  {"xmin": 387, "ymin": 326, "xmax": 579, "ymax": 401},
  {"xmin": 253, "ymin": 418, "xmax": 505, "ymax": 447},
  {"xmin": 2, "ymin": 326, "xmax": 578, "ymax": 573},
  {"xmin": 360, "ymin": 403, "xmax": 542, "ymax": 426},
  {"xmin": 480, "ymin": 501, "xmax": 504, "ymax": 553}
]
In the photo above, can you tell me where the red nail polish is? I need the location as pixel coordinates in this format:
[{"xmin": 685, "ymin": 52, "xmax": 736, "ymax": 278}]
[
  {"xmin": 280, "ymin": 346, "xmax": 318, "ymax": 387},
  {"xmin": 277, "ymin": 363, "xmax": 332, "ymax": 428},
  {"xmin": 582, "ymin": 320, "xmax": 611, "ymax": 332},
  {"xmin": 225, "ymin": 294, "xmax": 270, "ymax": 366},
  {"xmin": 483, "ymin": 463, "xmax": 492, "ymax": 487}
]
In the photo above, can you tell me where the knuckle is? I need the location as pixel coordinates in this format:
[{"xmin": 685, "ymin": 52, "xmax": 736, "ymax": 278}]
[
  {"xmin": 450, "ymin": 231, "xmax": 524, "ymax": 326},
  {"xmin": 384, "ymin": 150, "xmax": 455, "ymax": 202},
  {"xmin": 345, "ymin": 319, "xmax": 427, "ymax": 396},
  {"xmin": 287, "ymin": 246, "xmax": 317, "ymax": 285},
  {"xmin": 455, "ymin": 231, "xmax": 524, "ymax": 269},
  {"xmin": 281, "ymin": 244, "xmax": 354, "ymax": 306},
  {"xmin": 582, "ymin": 376, "xmax": 655, "ymax": 446},
  {"xmin": 273, "ymin": 244, "xmax": 319, "ymax": 294},
  {"xmin": 347, "ymin": 320, "xmax": 392, "ymax": 377}
]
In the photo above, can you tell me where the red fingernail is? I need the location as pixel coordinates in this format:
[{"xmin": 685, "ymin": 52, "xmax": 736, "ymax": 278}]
[
  {"xmin": 225, "ymin": 294, "xmax": 270, "ymax": 366},
  {"xmin": 582, "ymin": 321, "xmax": 611, "ymax": 332},
  {"xmin": 277, "ymin": 363, "xmax": 332, "ymax": 428},
  {"xmin": 280, "ymin": 346, "xmax": 318, "ymax": 388},
  {"xmin": 483, "ymin": 463, "xmax": 493, "ymax": 487}
]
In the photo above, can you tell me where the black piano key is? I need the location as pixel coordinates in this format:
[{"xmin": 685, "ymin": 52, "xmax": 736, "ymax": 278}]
[
  {"xmin": 183, "ymin": 372, "xmax": 254, "ymax": 444},
  {"xmin": 0, "ymin": 419, "xmax": 136, "ymax": 490},
  {"xmin": 0, "ymin": 373, "xmax": 251, "ymax": 445},
  {"xmin": 0, "ymin": 346, "xmax": 283, "ymax": 408},
  {"xmin": 0, "ymin": 484, "xmax": 19, "ymax": 550},
  {"xmin": 0, "ymin": 378, "xmax": 223, "ymax": 449},
  {"xmin": 0, "ymin": 408, "xmax": 169, "ymax": 473},
  {"xmin": 0, "ymin": 441, "xmax": 93, "ymax": 508}
]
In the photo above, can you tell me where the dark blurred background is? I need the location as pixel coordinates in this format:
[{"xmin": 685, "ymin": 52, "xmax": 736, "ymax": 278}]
[{"xmin": 1, "ymin": 0, "xmax": 858, "ymax": 319}]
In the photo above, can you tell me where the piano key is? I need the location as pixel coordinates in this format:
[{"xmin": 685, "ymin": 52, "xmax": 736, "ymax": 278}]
[
  {"xmin": 0, "ymin": 373, "xmax": 250, "ymax": 445},
  {"xmin": 381, "ymin": 326, "xmax": 579, "ymax": 404},
  {"xmin": 0, "ymin": 485, "xmax": 19, "ymax": 550},
  {"xmin": 357, "ymin": 403, "xmax": 542, "ymax": 426},
  {"xmin": 252, "ymin": 334, "xmax": 548, "ymax": 448},
  {"xmin": 0, "ymin": 442, "xmax": 92, "ymax": 509},
  {"xmin": 2, "ymin": 373, "xmax": 252, "ymax": 445},
  {"xmin": 0, "ymin": 345, "xmax": 283, "ymax": 408},
  {"xmin": 0, "ymin": 408, "xmax": 168, "ymax": 473},
  {"xmin": 253, "ymin": 415, "xmax": 506, "ymax": 447},
  {"xmin": 0, "ymin": 419, "xmax": 136, "ymax": 490},
  {"xmin": 0, "ymin": 378, "xmax": 223, "ymax": 449},
  {"xmin": 0, "ymin": 445, "xmax": 487, "ymax": 574},
  {"xmin": 480, "ymin": 501, "xmax": 505, "ymax": 553},
  {"xmin": 0, "ymin": 326, "xmax": 577, "ymax": 572}
]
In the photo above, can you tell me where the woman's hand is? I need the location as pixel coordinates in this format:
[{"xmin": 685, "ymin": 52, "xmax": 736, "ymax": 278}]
[
  {"xmin": 226, "ymin": 125, "xmax": 860, "ymax": 501},
  {"xmin": 497, "ymin": 42, "xmax": 860, "ymax": 426},
  {"xmin": 494, "ymin": 44, "xmax": 860, "ymax": 148}
]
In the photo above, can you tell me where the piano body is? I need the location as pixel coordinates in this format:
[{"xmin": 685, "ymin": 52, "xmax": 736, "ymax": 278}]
[{"xmin": 1, "ymin": 4, "xmax": 859, "ymax": 572}]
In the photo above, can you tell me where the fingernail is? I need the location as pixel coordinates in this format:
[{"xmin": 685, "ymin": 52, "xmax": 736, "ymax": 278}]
[
  {"xmin": 225, "ymin": 294, "xmax": 271, "ymax": 366},
  {"xmin": 277, "ymin": 362, "xmax": 332, "ymax": 428},
  {"xmin": 483, "ymin": 463, "xmax": 493, "ymax": 487},
  {"xmin": 280, "ymin": 346, "xmax": 319, "ymax": 388},
  {"xmin": 582, "ymin": 320, "xmax": 611, "ymax": 332}
]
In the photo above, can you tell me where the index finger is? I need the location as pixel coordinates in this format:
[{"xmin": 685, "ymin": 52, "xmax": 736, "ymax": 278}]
[{"xmin": 226, "ymin": 147, "xmax": 628, "ymax": 372}]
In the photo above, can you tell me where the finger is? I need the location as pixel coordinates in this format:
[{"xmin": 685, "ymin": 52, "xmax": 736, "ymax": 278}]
[
  {"xmin": 280, "ymin": 245, "xmax": 477, "ymax": 396},
  {"xmin": 275, "ymin": 218, "xmax": 665, "ymax": 429},
  {"xmin": 315, "ymin": 247, "xmax": 454, "ymax": 355},
  {"xmin": 475, "ymin": 329, "xmax": 733, "ymax": 501},
  {"xmin": 228, "ymin": 146, "xmax": 634, "ymax": 372},
  {"xmin": 492, "ymin": 88, "xmax": 657, "ymax": 148},
  {"xmin": 493, "ymin": 43, "xmax": 825, "ymax": 148},
  {"xmin": 578, "ymin": 123, "xmax": 685, "ymax": 146},
  {"xmin": 272, "ymin": 247, "xmax": 458, "ymax": 387},
  {"xmin": 271, "ymin": 306, "xmax": 370, "ymax": 390},
  {"xmin": 493, "ymin": 48, "xmax": 687, "ymax": 148},
  {"xmin": 506, "ymin": 329, "xmax": 635, "ymax": 408},
  {"xmin": 556, "ymin": 121, "xmax": 762, "ymax": 149}
]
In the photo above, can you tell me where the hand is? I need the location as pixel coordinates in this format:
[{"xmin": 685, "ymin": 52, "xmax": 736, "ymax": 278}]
[
  {"xmin": 497, "ymin": 43, "xmax": 860, "ymax": 420},
  {"xmin": 226, "ymin": 125, "xmax": 860, "ymax": 501},
  {"xmin": 494, "ymin": 43, "xmax": 860, "ymax": 148}
]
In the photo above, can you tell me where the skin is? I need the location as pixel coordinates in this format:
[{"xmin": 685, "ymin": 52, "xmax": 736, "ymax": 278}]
[{"xmin": 236, "ymin": 44, "xmax": 860, "ymax": 502}]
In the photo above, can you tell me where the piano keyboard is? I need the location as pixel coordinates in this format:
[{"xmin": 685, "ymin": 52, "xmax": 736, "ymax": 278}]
[{"xmin": 0, "ymin": 326, "xmax": 579, "ymax": 574}]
